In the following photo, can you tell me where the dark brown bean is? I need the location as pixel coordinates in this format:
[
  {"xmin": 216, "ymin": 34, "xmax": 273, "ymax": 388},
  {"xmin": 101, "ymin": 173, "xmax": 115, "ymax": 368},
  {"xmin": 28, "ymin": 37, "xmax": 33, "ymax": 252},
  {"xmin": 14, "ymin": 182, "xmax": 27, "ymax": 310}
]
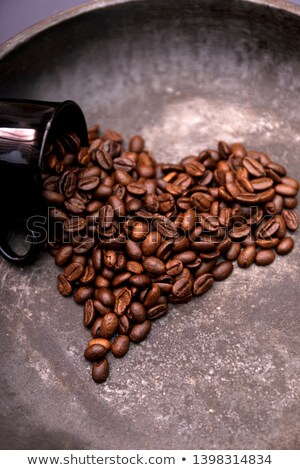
[
  {"xmin": 64, "ymin": 262, "xmax": 85, "ymax": 281},
  {"xmin": 282, "ymin": 209, "xmax": 299, "ymax": 231},
  {"xmin": 129, "ymin": 302, "xmax": 147, "ymax": 323},
  {"xmin": 84, "ymin": 344, "xmax": 108, "ymax": 362},
  {"xmin": 237, "ymin": 246, "xmax": 256, "ymax": 268},
  {"xmin": 143, "ymin": 256, "xmax": 166, "ymax": 276},
  {"xmin": 55, "ymin": 245, "xmax": 73, "ymax": 267},
  {"xmin": 143, "ymin": 284, "xmax": 161, "ymax": 308},
  {"xmin": 73, "ymin": 286, "xmax": 94, "ymax": 304},
  {"xmin": 114, "ymin": 287, "xmax": 132, "ymax": 316},
  {"xmin": 147, "ymin": 303, "xmax": 168, "ymax": 321},
  {"xmin": 193, "ymin": 274, "xmax": 214, "ymax": 296},
  {"xmin": 92, "ymin": 359, "xmax": 109, "ymax": 383},
  {"xmin": 57, "ymin": 274, "xmax": 72, "ymax": 296},
  {"xmin": 255, "ymin": 249, "xmax": 275, "ymax": 266},
  {"xmin": 111, "ymin": 335, "xmax": 130, "ymax": 358},
  {"xmin": 276, "ymin": 237, "xmax": 294, "ymax": 255},
  {"xmin": 212, "ymin": 261, "xmax": 233, "ymax": 281},
  {"xmin": 129, "ymin": 321, "xmax": 152, "ymax": 343},
  {"xmin": 99, "ymin": 312, "xmax": 119, "ymax": 339},
  {"xmin": 172, "ymin": 277, "xmax": 192, "ymax": 298}
]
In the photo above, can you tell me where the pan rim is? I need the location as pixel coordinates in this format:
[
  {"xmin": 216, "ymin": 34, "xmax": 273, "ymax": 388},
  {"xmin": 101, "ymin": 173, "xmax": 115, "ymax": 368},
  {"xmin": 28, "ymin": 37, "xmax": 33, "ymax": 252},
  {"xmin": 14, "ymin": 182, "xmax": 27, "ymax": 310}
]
[{"xmin": 0, "ymin": 0, "xmax": 300, "ymax": 61}]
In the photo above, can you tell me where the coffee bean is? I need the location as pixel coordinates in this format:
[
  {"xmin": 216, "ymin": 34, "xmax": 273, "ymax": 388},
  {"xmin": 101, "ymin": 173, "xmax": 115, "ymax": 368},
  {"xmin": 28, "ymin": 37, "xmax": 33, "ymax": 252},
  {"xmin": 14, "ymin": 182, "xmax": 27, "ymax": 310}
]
[
  {"xmin": 42, "ymin": 189, "xmax": 65, "ymax": 205},
  {"xmin": 237, "ymin": 246, "xmax": 256, "ymax": 268},
  {"xmin": 153, "ymin": 215, "xmax": 178, "ymax": 238},
  {"xmin": 256, "ymin": 218, "xmax": 280, "ymax": 239},
  {"xmin": 166, "ymin": 259, "xmax": 183, "ymax": 276},
  {"xmin": 73, "ymin": 286, "xmax": 94, "ymax": 304},
  {"xmin": 103, "ymin": 250, "xmax": 117, "ymax": 268},
  {"xmin": 212, "ymin": 261, "xmax": 233, "ymax": 281},
  {"xmin": 97, "ymin": 287, "xmax": 115, "ymax": 306},
  {"xmin": 129, "ymin": 274, "xmax": 152, "ymax": 288},
  {"xmin": 55, "ymin": 245, "xmax": 73, "ymax": 267},
  {"xmin": 282, "ymin": 209, "xmax": 299, "ymax": 231},
  {"xmin": 172, "ymin": 277, "xmax": 192, "ymax": 298},
  {"xmin": 91, "ymin": 317, "xmax": 103, "ymax": 338},
  {"xmin": 64, "ymin": 262, "xmax": 85, "ymax": 281},
  {"xmin": 129, "ymin": 320, "xmax": 152, "ymax": 343},
  {"xmin": 77, "ymin": 176, "xmax": 99, "ymax": 191},
  {"xmin": 193, "ymin": 274, "xmax": 214, "ymax": 296},
  {"xmin": 251, "ymin": 177, "xmax": 273, "ymax": 191},
  {"xmin": 129, "ymin": 302, "xmax": 147, "ymax": 323},
  {"xmin": 83, "ymin": 299, "xmax": 96, "ymax": 327},
  {"xmin": 129, "ymin": 135, "xmax": 144, "ymax": 153},
  {"xmin": 256, "ymin": 238, "xmax": 279, "ymax": 249},
  {"xmin": 147, "ymin": 303, "xmax": 168, "ymax": 321},
  {"xmin": 57, "ymin": 274, "xmax": 72, "ymax": 296},
  {"xmin": 255, "ymin": 249, "xmax": 275, "ymax": 266},
  {"xmin": 143, "ymin": 284, "xmax": 161, "ymax": 308},
  {"xmin": 80, "ymin": 265, "xmax": 95, "ymax": 284},
  {"xmin": 92, "ymin": 359, "xmax": 109, "ymax": 383},
  {"xmin": 64, "ymin": 197, "xmax": 85, "ymax": 214},
  {"xmin": 156, "ymin": 240, "xmax": 174, "ymax": 261},
  {"xmin": 224, "ymin": 243, "xmax": 241, "ymax": 261},
  {"xmin": 63, "ymin": 217, "xmax": 86, "ymax": 233},
  {"xmin": 242, "ymin": 156, "xmax": 265, "ymax": 177},
  {"xmin": 126, "ymin": 239, "xmax": 142, "ymax": 260},
  {"xmin": 276, "ymin": 237, "xmax": 294, "ymax": 255},
  {"xmin": 73, "ymin": 237, "xmax": 95, "ymax": 254},
  {"xmin": 84, "ymin": 344, "xmax": 107, "ymax": 362},
  {"xmin": 283, "ymin": 197, "xmax": 297, "ymax": 209},
  {"xmin": 99, "ymin": 312, "xmax": 119, "ymax": 339},
  {"xmin": 114, "ymin": 287, "xmax": 132, "ymax": 315},
  {"xmin": 88, "ymin": 338, "xmax": 111, "ymax": 350},
  {"xmin": 96, "ymin": 149, "xmax": 113, "ymax": 170},
  {"xmin": 111, "ymin": 335, "xmax": 130, "ymax": 358},
  {"xmin": 143, "ymin": 256, "xmax": 166, "ymax": 276},
  {"xmin": 119, "ymin": 315, "xmax": 131, "ymax": 335},
  {"xmin": 126, "ymin": 261, "xmax": 144, "ymax": 274}
]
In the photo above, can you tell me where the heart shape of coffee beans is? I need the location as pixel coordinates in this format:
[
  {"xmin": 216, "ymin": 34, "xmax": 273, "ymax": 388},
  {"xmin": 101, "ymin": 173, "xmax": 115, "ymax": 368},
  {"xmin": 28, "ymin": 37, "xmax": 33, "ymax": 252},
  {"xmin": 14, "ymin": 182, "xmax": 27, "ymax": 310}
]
[{"xmin": 42, "ymin": 124, "xmax": 299, "ymax": 383}]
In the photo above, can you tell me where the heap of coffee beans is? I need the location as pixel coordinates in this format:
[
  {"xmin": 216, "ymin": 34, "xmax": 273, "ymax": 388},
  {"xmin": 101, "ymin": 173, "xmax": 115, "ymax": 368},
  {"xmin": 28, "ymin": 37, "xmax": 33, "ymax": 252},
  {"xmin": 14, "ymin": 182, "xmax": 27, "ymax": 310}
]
[{"xmin": 42, "ymin": 125, "xmax": 299, "ymax": 383}]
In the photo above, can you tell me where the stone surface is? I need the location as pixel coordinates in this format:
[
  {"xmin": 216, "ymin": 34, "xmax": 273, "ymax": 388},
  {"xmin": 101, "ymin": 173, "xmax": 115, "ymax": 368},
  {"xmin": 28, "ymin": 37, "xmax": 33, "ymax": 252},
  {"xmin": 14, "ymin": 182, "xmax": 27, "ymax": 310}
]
[{"xmin": 0, "ymin": 0, "xmax": 300, "ymax": 450}]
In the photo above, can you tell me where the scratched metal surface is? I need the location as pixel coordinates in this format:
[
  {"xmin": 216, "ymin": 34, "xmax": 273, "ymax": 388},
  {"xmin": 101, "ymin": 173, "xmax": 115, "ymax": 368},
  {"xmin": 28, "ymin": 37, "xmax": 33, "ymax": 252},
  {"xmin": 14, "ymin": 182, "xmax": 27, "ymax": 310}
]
[{"xmin": 0, "ymin": 0, "xmax": 300, "ymax": 450}]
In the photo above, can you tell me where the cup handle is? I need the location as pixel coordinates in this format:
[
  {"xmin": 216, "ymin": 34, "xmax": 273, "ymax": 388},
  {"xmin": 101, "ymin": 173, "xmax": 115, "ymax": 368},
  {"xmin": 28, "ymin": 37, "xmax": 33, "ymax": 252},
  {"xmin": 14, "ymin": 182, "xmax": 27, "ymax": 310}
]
[{"xmin": 0, "ymin": 226, "xmax": 40, "ymax": 265}]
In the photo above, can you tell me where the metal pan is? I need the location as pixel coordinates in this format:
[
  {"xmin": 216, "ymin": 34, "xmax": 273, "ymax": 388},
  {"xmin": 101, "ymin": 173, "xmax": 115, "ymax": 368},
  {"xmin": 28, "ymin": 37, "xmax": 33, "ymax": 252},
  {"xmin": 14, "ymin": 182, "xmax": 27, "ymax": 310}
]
[{"xmin": 0, "ymin": 0, "xmax": 299, "ymax": 450}]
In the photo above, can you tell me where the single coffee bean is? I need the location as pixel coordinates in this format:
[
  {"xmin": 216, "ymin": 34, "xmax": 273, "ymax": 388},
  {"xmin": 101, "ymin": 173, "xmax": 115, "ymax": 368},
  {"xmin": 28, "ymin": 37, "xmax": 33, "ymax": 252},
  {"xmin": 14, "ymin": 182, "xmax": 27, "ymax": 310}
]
[
  {"xmin": 193, "ymin": 273, "xmax": 214, "ymax": 296},
  {"xmin": 111, "ymin": 271, "xmax": 132, "ymax": 287},
  {"xmin": 143, "ymin": 256, "xmax": 166, "ymax": 276},
  {"xmin": 256, "ymin": 238, "xmax": 279, "ymax": 249},
  {"xmin": 83, "ymin": 299, "xmax": 96, "ymax": 327},
  {"xmin": 42, "ymin": 189, "xmax": 65, "ymax": 205},
  {"xmin": 119, "ymin": 315, "xmax": 131, "ymax": 335},
  {"xmin": 64, "ymin": 262, "xmax": 85, "ymax": 281},
  {"xmin": 95, "ymin": 275, "xmax": 110, "ymax": 288},
  {"xmin": 97, "ymin": 287, "xmax": 115, "ymax": 306},
  {"xmin": 282, "ymin": 209, "xmax": 299, "ymax": 231},
  {"xmin": 73, "ymin": 286, "xmax": 94, "ymax": 304},
  {"xmin": 242, "ymin": 156, "xmax": 265, "ymax": 177},
  {"xmin": 153, "ymin": 215, "xmax": 178, "ymax": 238},
  {"xmin": 94, "ymin": 299, "xmax": 111, "ymax": 316},
  {"xmin": 166, "ymin": 259, "xmax": 183, "ymax": 276},
  {"xmin": 224, "ymin": 242, "xmax": 241, "ymax": 261},
  {"xmin": 129, "ymin": 135, "xmax": 144, "ymax": 153},
  {"xmin": 80, "ymin": 265, "xmax": 96, "ymax": 284},
  {"xmin": 111, "ymin": 335, "xmax": 130, "ymax": 358},
  {"xmin": 172, "ymin": 277, "xmax": 192, "ymax": 298},
  {"xmin": 156, "ymin": 240, "xmax": 174, "ymax": 261},
  {"xmin": 92, "ymin": 359, "xmax": 109, "ymax": 383},
  {"xmin": 255, "ymin": 249, "xmax": 275, "ymax": 266},
  {"xmin": 114, "ymin": 287, "xmax": 132, "ymax": 315},
  {"xmin": 88, "ymin": 338, "xmax": 111, "ymax": 350},
  {"xmin": 64, "ymin": 197, "xmax": 86, "ymax": 214},
  {"xmin": 129, "ymin": 274, "xmax": 152, "ymax": 288},
  {"xmin": 55, "ymin": 245, "xmax": 73, "ymax": 267},
  {"xmin": 143, "ymin": 284, "xmax": 161, "ymax": 308},
  {"xmin": 77, "ymin": 176, "xmax": 100, "ymax": 191},
  {"xmin": 129, "ymin": 320, "xmax": 152, "ymax": 343},
  {"xmin": 237, "ymin": 245, "xmax": 257, "ymax": 268},
  {"xmin": 147, "ymin": 303, "xmax": 168, "ymax": 321},
  {"xmin": 276, "ymin": 237, "xmax": 294, "ymax": 255},
  {"xmin": 256, "ymin": 218, "xmax": 280, "ymax": 239},
  {"xmin": 275, "ymin": 183, "xmax": 297, "ymax": 197},
  {"xmin": 91, "ymin": 317, "xmax": 103, "ymax": 338},
  {"xmin": 251, "ymin": 177, "xmax": 273, "ymax": 191},
  {"xmin": 283, "ymin": 197, "xmax": 298, "ymax": 209},
  {"xmin": 173, "ymin": 236, "xmax": 189, "ymax": 252},
  {"xmin": 57, "ymin": 274, "xmax": 72, "ymax": 296},
  {"xmin": 129, "ymin": 302, "xmax": 147, "ymax": 323},
  {"xmin": 126, "ymin": 261, "xmax": 144, "ymax": 274},
  {"xmin": 212, "ymin": 261, "xmax": 233, "ymax": 281},
  {"xmin": 126, "ymin": 239, "xmax": 142, "ymax": 260},
  {"xmin": 63, "ymin": 217, "xmax": 86, "ymax": 233},
  {"xmin": 173, "ymin": 250, "xmax": 197, "ymax": 265},
  {"xmin": 73, "ymin": 237, "xmax": 95, "ymax": 254},
  {"xmin": 229, "ymin": 224, "xmax": 250, "ymax": 241},
  {"xmin": 99, "ymin": 312, "xmax": 119, "ymax": 339},
  {"xmin": 84, "ymin": 344, "xmax": 107, "ymax": 362}
]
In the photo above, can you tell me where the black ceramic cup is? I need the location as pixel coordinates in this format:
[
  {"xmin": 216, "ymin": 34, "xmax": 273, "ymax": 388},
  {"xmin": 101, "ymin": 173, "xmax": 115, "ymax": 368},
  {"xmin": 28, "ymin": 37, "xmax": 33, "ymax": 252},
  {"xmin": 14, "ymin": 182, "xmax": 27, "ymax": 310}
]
[{"xmin": 0, "ymin": 99, "xmax": 88, "ymax": 264}]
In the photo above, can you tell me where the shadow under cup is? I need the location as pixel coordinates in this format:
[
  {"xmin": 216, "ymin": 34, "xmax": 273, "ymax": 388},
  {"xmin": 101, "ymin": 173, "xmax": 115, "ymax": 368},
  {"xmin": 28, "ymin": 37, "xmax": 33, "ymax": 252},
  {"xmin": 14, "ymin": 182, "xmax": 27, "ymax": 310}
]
[{"xmin": 0, "ymin": 99, "xmax": 87, "ymax": 264}]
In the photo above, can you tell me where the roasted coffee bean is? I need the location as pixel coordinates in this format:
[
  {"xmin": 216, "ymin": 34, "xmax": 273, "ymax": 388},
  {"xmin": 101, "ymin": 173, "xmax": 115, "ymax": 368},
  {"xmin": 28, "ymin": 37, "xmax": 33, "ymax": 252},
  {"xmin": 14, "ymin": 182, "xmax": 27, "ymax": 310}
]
[
  {"xmin": 111, "ymin": 271, "xmax": 132, "ymax": 287},
  {"xmin": 103, "ymin": 250, "xmax": 117, "ymax": 268},
  {"xmin": 255, "ymin": 249, "xmax": 275, "ymax": 266},
  {"xmin": 173, "ymin": 236, "xmax": 189, "ymax": 252},
  {"xmin": 97, "ymin": 287, "xmax": 115, "ymax": 306},
  {"xmin": 64, "ymin": 197, "xmax": 85, "ymax": 214},
  {"xmin": 119, "ymin": 315, "xmax": 131, "ymax": 335},
  {"xmin": 275, "ymin": 183, "xmax": 297, "ymax": 197},
  {"xmin": 126, "ymin": 261, "xmax": 144, "ymax": 274},
  {"xmin": 166, "ymin": 259, "xmax": 183, "ymax": 276},
  {"xmin": 156, "ymin": 240, "xmax": 174, "ymax": 261},
  {"xmin": 42, "ymin": 189, "xmax": 65, "ymax": 205},
  {"xmin": 129, "ymin": 135, "xmax": 144, "ymax": 153},
  {"xmin": 184, "ymin": 160, "xmax": 205, "ymax": 177},
  {"xmin": 193, "ymin": 274, "xmax": 214, "ymax": 296},
  {"xmin": 284, "ymin": 197, "xmax": 298, "ymax": 209},
  {"xmin": 126, "ymin": 239, "xmax": 142, "ymax": 260},
  {"xmin": 114, "ymin": 287, "xmax": 132, "ymax": 315},
  {"xmin": 93, "ymin": 299, "xmax": 111, "ymax": 316},
  {"xmin": 224, "ymin": 242, "xmax": 241, "ymax": 261},
  {"xmin": 99, "ymin": 312, "xmax": 119, "ymax": 339},
  {"xmin": 190, "ymin": 192, "xmax": 212, "ymax": 211},
  {"xmin": 91, "ymin": 317, "xmax": 103, "ymax": 338},
  {"xmin": 80, "ymin": 265, "xmax": 95, "ymax": 284},
  {"xmin": 129, "ymin": 302, "xmax": 147, "ymax": 323},
  {"xmin": 256, "ymin": 218, "xmax": 279, "ymax": 239},
  {"xmin": 229, "ymin": 224, "xmax": 250, "ymax": 241},
  {"xmin": 129, "ymin": 274, "xmax": 152, "ymax": 288},
  {"xmin": 88, "ymin": 338, "xmax": 111, "ymax": 350},
  {"xmin": 282, "ymin": 209, "xmax": 299, "ymax": 231},
  {"xmin": 84, "ymin": 344, "xmax": 107, "ymax": 362},
  {"xmin": 143, "ymin": 284, "xmax": 161, "ymax": 308},
  {"xmin": 256, "ymin": 238, "xmax": 279, "ymax": 249},
  {"xmin": 143, "ymin": 256, "xmax": 166, "ymax": 276},
  {"xmin": 59, "ymin": 171, "xmax": 76, "ymax": 198},
  {"xmin": 212, "ymin": 261, "xmax": 233, "ymax": 281},
  {"xmin": 153, "ymin": 215, "xmax": 178, "ymax": 238},
  {"xmin": 276, "ymin": 237, "xmax": 294, "ymax": 255},
  {"xmin": 63, "ymin": 217, "xmax": 86, "ymax": 233},
  {"xmin": 83, "ymin": 299, "xmax": 96, "ymax": 327},
  {"xmin": 73, "ymin": 286, "xmax": 94, "ymax": 304},
  {"xmin": 57, "ymin": 274, "xmax": 72, "ymax": 296},
  {"xmin": 237, "ymin": 246, "xmax": 256, "ymax": 268},
  {"xmin": 173, "ymin": 250, "xmax": 197, "ymax": 265},
  {"xmin": 147, "ymin": 303, "xmax": 168, "ymax": 321},
  {"xmin": 55, "ymin": 245, "xmax": 73, "ymax": 267},
  {"xmin": 77, "ymin": 176, "xmax": 99, "ymax": 192},
  {"xmin": 111, "ymin": 335, "xmax": 130, "ymax": 358},
  {"xmin": 243, "ymin": 156, "xmax": 265, "ymax": 177},
  {"xmin": 172, "ymin": 277, "xmax": 192, "ymax": 298},
  {"xmin": 95, "ymin": 275, "xmax": 110, "ymax": 288},
  {"xmin": 251, "ymin": 177, "xmax": 273, "ymax": 191},
  {"xmin": 92, "ymin": 359, "xmax": 109, "ymax": 383},
  {"xmin": 73, "ymin": 237, "xmax": 95, "ymax": 254},
  {"xmin": 129, "ymin": 320, "xmax": 152, "ymax": 343},
  {"xmin": 64, "ymin": 262, "xmax": 85, "ymax": 281}
]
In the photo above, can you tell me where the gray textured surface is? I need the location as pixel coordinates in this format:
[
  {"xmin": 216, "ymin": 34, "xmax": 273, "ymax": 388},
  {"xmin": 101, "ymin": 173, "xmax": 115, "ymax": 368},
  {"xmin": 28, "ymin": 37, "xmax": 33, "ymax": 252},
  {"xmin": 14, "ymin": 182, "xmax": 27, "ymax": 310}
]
[{"xmin": 0, "ymin": 0, "xmax": 300, "ymax": 450}]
